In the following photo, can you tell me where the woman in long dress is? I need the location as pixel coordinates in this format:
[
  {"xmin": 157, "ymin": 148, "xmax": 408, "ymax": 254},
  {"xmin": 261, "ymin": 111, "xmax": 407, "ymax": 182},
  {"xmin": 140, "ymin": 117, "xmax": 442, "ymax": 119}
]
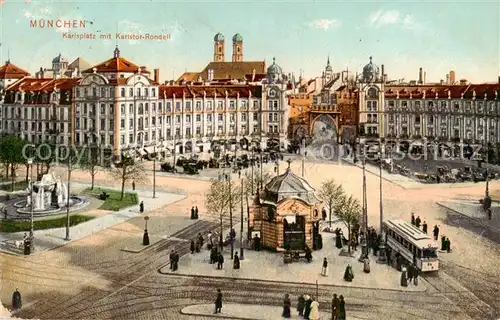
[
  {"xmin": 321, "ymin": 257, "xmax": 328, "ymax": 276},
  {"xmin": 282, "ymin": 293, "xmax": 291, "ymax": 318},
  {"xmin": 309, "ymin": 297, "xmax": 320, "ymax": 320}
]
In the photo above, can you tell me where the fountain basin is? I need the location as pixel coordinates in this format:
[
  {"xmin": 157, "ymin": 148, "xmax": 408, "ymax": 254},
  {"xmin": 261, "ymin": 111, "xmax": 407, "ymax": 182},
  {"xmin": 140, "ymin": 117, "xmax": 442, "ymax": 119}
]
[{"xmin": 13, "ymin": 196, "xmax": 89, "ymax": 218}]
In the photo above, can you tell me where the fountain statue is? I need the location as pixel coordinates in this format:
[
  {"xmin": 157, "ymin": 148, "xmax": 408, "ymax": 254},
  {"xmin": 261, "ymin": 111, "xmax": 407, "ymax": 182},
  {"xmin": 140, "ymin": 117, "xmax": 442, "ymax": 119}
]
[{"xmin": 24, "ymin": 172, "xmax": 69, "ymax": 211}]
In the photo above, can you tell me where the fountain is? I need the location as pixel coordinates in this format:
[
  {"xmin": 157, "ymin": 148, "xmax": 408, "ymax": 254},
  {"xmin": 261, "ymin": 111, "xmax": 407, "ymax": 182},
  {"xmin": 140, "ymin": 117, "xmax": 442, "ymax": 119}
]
[{"xmin": 11, "ymin": 172, "xmax": 88, "ymax": 217}]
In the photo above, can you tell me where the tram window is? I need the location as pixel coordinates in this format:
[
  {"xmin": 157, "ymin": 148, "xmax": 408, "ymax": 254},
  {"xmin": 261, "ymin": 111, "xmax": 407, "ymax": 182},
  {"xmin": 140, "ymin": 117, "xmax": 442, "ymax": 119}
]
[
  {"xmin": 417, "ymin": 249, "xmax": 422, "ymax": 258},
  {"xmin": 422, "ymin": 248, "xmax": 437, "ymax": 258}
]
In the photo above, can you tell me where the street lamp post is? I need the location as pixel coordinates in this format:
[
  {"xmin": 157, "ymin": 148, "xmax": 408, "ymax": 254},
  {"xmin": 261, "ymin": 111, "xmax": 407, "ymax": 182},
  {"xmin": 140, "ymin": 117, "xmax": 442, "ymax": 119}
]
[
  {"xmin": 240, "ymin": 178, "xmax": 244, "ymax": 260},
  {"xmin": 251, "ymin": 148, "xmax": 255, "ymax": 195},
  {"xmin": 301, "ymin": 138, "xmax": 305, "ymax": 177},
  {"xmin": 225, "ymin": 173, "xmax": 234, "ymax": 259},
  {"xmin": 27, "ymin": 158, "xmax": 34, "ymax": 237},
  {"xmin": 143, "ymin": 216, "xmax": 150, "ymax": 245},
  {"xmin": 358, "ymin": 156, "xmax": 369, "ymax": 262},
  {"xmin": 153, "ymin": 140, "xmax": 162, "ymax": 199},
  {"xmin": 64, "ymin": 147, "xmax": 72, "ymax": 241},
  {"xmin": 259, "ymin": 150, "xmax": 263, "ymax": 191},
  {"xmin": 377, "ymin": 146, "xmax": 387, "ymax": 264}
]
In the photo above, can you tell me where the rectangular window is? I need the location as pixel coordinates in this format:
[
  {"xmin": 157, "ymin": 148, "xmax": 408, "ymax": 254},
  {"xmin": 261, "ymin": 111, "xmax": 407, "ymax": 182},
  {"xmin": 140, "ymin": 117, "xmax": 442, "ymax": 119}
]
[{"xmin": 196, "ymin": 114, "xmax": 201, "ymax": 122}]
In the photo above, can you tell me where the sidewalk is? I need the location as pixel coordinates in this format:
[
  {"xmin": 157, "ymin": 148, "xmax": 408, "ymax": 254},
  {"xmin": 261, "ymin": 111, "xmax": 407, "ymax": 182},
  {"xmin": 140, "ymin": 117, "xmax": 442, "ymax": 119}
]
[
  {"xmin": 181, "ymin": 303, "xmax": 363, "ymax": 320},
  {"xmin": 160, "ymin": 220, "xmax": 427, "ymax": 292},
  {"xmin": 0, "ymin": 181, "xmax": 186, "ymax": 255},
  {"xmin": 436, "ymin": 200, "xmax": 500, "ymax": 230}
]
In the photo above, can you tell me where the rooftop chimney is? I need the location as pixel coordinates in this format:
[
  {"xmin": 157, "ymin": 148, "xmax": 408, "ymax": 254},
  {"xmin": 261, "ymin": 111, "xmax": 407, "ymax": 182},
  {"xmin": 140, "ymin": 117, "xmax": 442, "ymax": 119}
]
[
  {"xmin": 381, "ymin": 64, "xmax": 385, "ymax": 82},
  {"xmin": 154, "ymin": 68, "xmax": 160, "ymax": 83},
  {"xmin": 440, "ymin": 79, "xmax": 444, "ymax": 85},
  {"xmin": 418, "ymin": 67, "xmax": 423, "ymax": 84},
  {"xmin": 459, "ymin": 79, "xmax": 467, "ymax": 85},
  {"xmin": 449, "ymin": 70, "xmax": 456, "ymax": 84}
]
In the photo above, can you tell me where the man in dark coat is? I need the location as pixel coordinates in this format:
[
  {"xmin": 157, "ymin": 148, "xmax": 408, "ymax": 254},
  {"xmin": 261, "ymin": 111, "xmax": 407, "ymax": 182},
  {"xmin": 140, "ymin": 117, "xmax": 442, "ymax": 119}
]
[
  {"xmin": 411, "ymin": 213, "xmax": 415, "ymax": 225},
  {"xmin": 322, "ymin": 208, "xmax": 327, "ymax": 221},
  {"xmin": 12, "ymin": 288, "xmax": 21, "ymax": 310},
  {"xmin": 195, "ymin": 206, "xmax": 199, "ymax": 219},
  {"xmin": 169, "ymin": 250, "xmax": 175, "ymax": 270},
  {"xmin": 195, "ymin": 240, "xmax": 201, "ymax": 253},
  {"xmin": 172, "ymin": 251, "xmax": 179, "ymax": 271},
  {"xmin": 422, "ymin": 221, "xmax": 428, "ymax": 234},
  {"xmin": 190, "ymin": 207, "xmax": 195, "ymax": 219},
  {"xmin": 217, "ymin": 253, "xmax": 224, "ymax": 269},
  {"xmin": 433, "ymin": 225, "xmax": 439, "ymax": 241},
  {"xmin": 331, "ymin": 293, "xmax": 340, "ymax": 320},
  {"xmin": 198, "ymin": 233, "xmax": 204, "ymax": 248},
  {"xmin": 407, "ymin": 264, "xmax": 414, "ymax": 284},
  {"xmin": 415, "ymin": 216, "xmax": 421, "ymax": 228},
  {"xmin": 214, "ymin": 289, "xmax": 222, "ymax": 314},
  {"xmin": 282, "ymin": 293, "xmax": 291, "ymax": 318},
  {"xmin": 139, "ymin": 201, "xmax": 144, "ymax": 213},
  {"xmin": 297, "ymin": 294, "xmax": 305, "ymax": 316},
  {"xmin": 190, "ymin": 240, "xmax": 196, "ymax": 254},
  {"xmin": 304, "ymin": 295, "xmax": 312, "ymax": 319},
  {"xmin": 305, "ymin": 246, "xmax": 312, "ymax": 263},
  {"xmin": 441, "ymin": 235, "xmax": 446, "ymax": 250},
  {"xmin": 339, "ymin": 295, "xmax": 346, "ymax": 320},
  {"xmin": 446, "ymin": 237, "xmax": 451, "ymax": 252},
  {"xmin": 233, "ymin": 252, "xmax": 240, "ymax": 269},
  {"xmin": 335, "ymin": 229, "xmax": 343, "ymax": 249}
]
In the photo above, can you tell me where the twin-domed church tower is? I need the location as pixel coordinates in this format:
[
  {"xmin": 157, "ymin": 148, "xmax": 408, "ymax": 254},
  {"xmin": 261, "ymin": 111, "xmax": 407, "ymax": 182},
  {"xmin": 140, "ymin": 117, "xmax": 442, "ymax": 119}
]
[{"xmin": 213, "ymin": 33, "xmax": 244, "ymax": 62}]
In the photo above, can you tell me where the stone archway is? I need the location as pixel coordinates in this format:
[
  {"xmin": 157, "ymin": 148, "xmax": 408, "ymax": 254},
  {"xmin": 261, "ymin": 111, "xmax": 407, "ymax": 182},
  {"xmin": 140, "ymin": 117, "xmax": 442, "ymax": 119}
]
[{"xmin": 310, "ymin": 114, "xmax": 338, "ymax": 144}]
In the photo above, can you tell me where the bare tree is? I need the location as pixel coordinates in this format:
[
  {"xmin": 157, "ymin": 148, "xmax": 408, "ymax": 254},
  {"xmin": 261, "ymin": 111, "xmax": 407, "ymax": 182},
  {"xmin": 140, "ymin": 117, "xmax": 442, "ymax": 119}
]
[
  {"xmin": 337, "ymin": 195, "xmax": 361, "ymax": 254},
  {"xmin": 205, "ymin": 178, "xmax": 240, "ymax": 245},
  {"xmin": 243, "ymin": 169, "xmax": 272, "ymax": 199},
  {"xmin": 318, "ymin": 179, "xmax": 345, "ymax": 228},
  {"xmin": 80, "ymin": 146, "xmax": 100, "ymax": 190},
  {"xmin": 110, "ymin": 157, "xmax": 148, "ymax": 200}
]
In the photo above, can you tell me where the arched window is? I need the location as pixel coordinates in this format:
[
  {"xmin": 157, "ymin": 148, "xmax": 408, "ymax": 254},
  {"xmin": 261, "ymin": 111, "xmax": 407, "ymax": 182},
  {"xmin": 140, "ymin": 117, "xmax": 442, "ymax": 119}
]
[
  {"xmin": 138, "ymin": 103, "xmax": 144, "ymax": 114},
  {"xmin": 367, "ymin": 87, "xmax": 378, "ymax": 98},
  {"xmin": 237, "ymin": 47, "xmax": 240, "ymax": 53}
]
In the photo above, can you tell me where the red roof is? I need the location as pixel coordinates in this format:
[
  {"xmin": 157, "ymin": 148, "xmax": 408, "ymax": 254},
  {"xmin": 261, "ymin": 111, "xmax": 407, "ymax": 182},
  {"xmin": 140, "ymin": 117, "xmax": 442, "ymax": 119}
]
[
  {"xmin": 6, "ymin": 78, "xmax": 81, "ymax": 93},
  {"xmin": 83, "ymin": 56, "xmax": 143, "ymax": 74},
  {"xmin": 384, "ymin": 84, "xmax": 500, "ymax": 100},
  {"xmin": 0, "ymin": 61, "xmax": 30, "ymax": 79},
  {"xmin": 159, "ymin": 85, "xmax": 262, "ymax": 99}
]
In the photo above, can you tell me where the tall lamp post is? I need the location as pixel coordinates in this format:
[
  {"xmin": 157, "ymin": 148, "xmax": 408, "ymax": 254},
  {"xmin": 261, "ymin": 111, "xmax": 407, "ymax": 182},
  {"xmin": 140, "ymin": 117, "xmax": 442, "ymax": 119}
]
[
  {"xmin": 225, "ymin": 173, "xmax": 234, "ymax": 259},
  {"xmin": 250, "ymin": 147, "xmax": 255, "ymax": 195},
  {"xmin": 377, "ymin": 145, "xmax": 387, "ymax": 264},
  {"xmin": 301, "ymin": 138, "xmax": 305, "ymax": 177},
  {"xmin": 240, "ymin": 178, "xmax": 244, "ymax": 260},
  {"xmin": 259, "ymin": 149, "xmax": 263, "ymax": 191},
  {"xmin": 358, "ymin": 156, "xmax": 369, "ymax": 262},
  {"xmin": 153, "ymin": 139, "xmax": 163, "ymax": 199},
  {"xmin": 27, "ymin": 158, "xmax": 34, "ymax": 237},
  {"xmin": 64, "ymin": 144, "xmax": 73, "ymax": 241}
]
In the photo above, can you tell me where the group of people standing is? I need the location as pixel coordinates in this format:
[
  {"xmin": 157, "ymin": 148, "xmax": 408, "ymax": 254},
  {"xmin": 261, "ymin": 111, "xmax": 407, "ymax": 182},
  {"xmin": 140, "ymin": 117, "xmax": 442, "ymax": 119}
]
[
  {"xmin": 169, "ymin": 250, "xmax": 180, "ymax": 271},
  {"xmin": 190, "ymin": 233, "xmax": 204, "ymax": 254},
  {"xmin": 293, "ymin": 294, "xmax": 320, "ymax": 319},
  {"xmin": 400, "ymin": 263, "xmax": 419, "ymax": 286},
  {"xmin": 411, "ymin": 213, "xmax": 428, "ymax": 234},
  {"xmin": 190, "ymin": 206, "xmax": 199, "ymax": 219},
  {"xmin": 411, "ymin": 213, "xmax": 451, "ymax": 253}
]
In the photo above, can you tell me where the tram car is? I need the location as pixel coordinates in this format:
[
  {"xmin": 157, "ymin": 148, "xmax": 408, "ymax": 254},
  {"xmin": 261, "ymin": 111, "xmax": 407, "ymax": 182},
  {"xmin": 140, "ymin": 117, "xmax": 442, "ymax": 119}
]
[{"xmin": 383, "ymin": 219, "xmax": 439, "ymax": 272}]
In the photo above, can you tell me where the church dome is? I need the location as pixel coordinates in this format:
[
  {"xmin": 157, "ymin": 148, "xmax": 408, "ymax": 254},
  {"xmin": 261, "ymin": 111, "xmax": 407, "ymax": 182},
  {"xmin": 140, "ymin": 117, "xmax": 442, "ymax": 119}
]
[
  {"xmin": 214, "ymin": 33, "xmax": 224, "ymax": 41},
  {"xmin": 267, "ymin": 57, "xmax": 282, "ymax": 75},
  {"xmin": 232, "ymin": 33, "xmax": 243, "ymax": 42},
  {"xmin": 52, "ymin": 53, "xmax": 67, "ymax": 64},
  {"xmin": 362, "ymin": 56, "xmax": 379, "ymax": 82},
  {"xmin": 263, "ymin": 167, "xmax": 320, "ymax": 205}
]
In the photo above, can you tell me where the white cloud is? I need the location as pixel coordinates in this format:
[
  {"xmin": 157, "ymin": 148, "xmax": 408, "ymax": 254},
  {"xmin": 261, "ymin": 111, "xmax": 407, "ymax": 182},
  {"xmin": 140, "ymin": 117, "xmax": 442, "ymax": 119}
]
[
  {"xmin": 307, "ymin": 19, "xmax": 341, "ymax": 30},
  {"xmin": 368, "ymin": 10, "xmax": 422, "ymax": 31}
]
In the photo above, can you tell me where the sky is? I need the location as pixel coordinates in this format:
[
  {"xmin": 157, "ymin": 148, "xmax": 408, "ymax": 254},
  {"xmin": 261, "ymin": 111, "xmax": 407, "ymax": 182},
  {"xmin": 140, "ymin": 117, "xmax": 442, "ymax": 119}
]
[{"xmin": 0, "ymin": 0, "xmax": 499, "ymax": 84}]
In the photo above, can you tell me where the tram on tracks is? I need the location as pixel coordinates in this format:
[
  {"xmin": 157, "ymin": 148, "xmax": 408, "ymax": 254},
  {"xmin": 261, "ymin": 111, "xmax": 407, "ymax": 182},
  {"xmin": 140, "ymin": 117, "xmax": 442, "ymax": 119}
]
[{"xmin": 384, "ymin": 219, "xmax": 439, "ymax": 272}]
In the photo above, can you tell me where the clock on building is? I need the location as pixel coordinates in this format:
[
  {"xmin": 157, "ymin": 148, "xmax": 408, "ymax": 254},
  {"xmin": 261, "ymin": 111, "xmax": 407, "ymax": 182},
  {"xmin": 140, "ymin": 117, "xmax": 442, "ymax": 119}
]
[{"xmin": 269, "ymin": 89, "xmax": 276, "ymax": 98}]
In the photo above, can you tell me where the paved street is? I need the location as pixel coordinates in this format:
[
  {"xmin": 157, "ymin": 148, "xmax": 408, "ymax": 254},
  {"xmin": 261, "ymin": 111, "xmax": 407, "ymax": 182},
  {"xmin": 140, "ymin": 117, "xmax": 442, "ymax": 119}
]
[{"xmin": 0, "ymin": 161, "xmax": 499, "ymax": 319}]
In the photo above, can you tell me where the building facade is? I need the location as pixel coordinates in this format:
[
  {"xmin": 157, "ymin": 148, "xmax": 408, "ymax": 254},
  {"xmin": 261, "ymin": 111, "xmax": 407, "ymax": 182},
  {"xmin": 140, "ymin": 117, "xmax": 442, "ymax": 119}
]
[
  {"xmin": 0, "ymin": 60, "xmax": 30, "ymax": 100},
  {"xmin": 1, "ymin": 77, "xmax": 79, "ymax": 146}
]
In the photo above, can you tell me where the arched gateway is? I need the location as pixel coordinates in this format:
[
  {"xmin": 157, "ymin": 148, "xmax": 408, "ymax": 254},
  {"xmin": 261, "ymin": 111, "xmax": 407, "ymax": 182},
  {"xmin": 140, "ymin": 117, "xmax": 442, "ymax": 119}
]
[{"xmin": 249, "ymin": 162, "xmax": 322, "ymax": 251}]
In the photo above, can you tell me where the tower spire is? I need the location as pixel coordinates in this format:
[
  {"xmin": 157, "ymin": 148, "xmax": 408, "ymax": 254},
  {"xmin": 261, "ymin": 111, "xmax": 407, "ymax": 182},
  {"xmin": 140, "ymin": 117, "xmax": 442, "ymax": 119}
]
[{"xmin": 7, "ymin": 48, "xmax": 10, "ymax": 63}]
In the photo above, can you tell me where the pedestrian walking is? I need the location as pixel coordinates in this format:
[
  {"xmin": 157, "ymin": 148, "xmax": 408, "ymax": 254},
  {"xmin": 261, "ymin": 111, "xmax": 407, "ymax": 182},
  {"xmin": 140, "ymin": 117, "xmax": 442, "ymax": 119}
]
[
  {"xmin": 338, "ymin": 295, "xmax": 346, "ymax": 320},
  {"xmin": 309, "ymin": 297, "xmax": 320, "ymax": 320},
  {"xmin": 172, "ymin": 251, "xmax": 179, "ymax": 271},
  {"xmin": 11, "ymin": 289, "xmax": 22, "ymax": 310},
  {"xmin": 238, "ymin": 170, "xmax": 241, "ymax": 179},
  {"xmin": 322, "ymin": 208, "xmax": 327, "ymax": 221},
  {"xmin": 321, "ymin": 257, "xmax": 328, "ymax": 276},
  {"xmin": 195, "ymin": 239, "xmax": 201, "ymax": 253},
  {"xmin": 401, "ymin": 265, "xmax": 408, "ymax": 287},
  {"xmin": 415, "ymin": 216, "xmax": 421, "ymax": 228},
  {"xmin": 139, "ymin": 201, "xmax": 144, "ymax": 213},
  {"xmin": 198, "ymin": 233, "xmax": 204, "ymax": 248},
  {"xmin": 411, "ymin": 212, "xmax": 415, "ymax": 225},
  {"xmin": 217, "ymin": 253, "xmax": 224, "ymax": 269},
  {"xmin": 233, "ymin": 252, "xmax": 240, "ymax": 269},
  {"xmin": 446, "ymin": 237, "xmax": 452, "ymax": 253},
  {"xmin": 169, "ymin": 250, "xmax": 175, "ymax": 270},
  {"xmin": 433, "ymin": 225, "xmax": 439, "ymax": 241},
  {"xmin": 282, "ymin": 293, "xmax": 291, "ymax": 318},
  {"xmin": 343, "ymin": 264, "xmax": 354, "ymax": 282},
  {"xmin": 132, "ymin": 180, "xmax": 135, "ymax": 191},
  {"xmin": 304, "ymin": 295, "xmax": 312, "ymax": 319},
  {"xmin": 422, "ymin": 221, "xmax": 428, "ymax": 234},
  {"xmin": 190, "ymin": 207, "xmax": 195, "ymax": 219},
  {"xmin": 214, "ymin": 289, "xmax": 222, "ymax": 314},
  {"xmin": 190, "ymin": 240, "xmax": 195, "ymax": 254},
  {"xmin": 441, "ymin": 235, "xmax": 446, "ymax": 250},
  {"xmin": 407, "ymin": 264, "xmax": 414, "ymax": 284},
  {"xmin": 297, "ymin": 294, "xmax": 305, "ymax": 316},
  {"xmin": 195, "ymin": 206, "xmax": 199, "ymax": 219},
  {"xmin": 332, "ymin": 294, "xmax": 340, "ymax": 320}
]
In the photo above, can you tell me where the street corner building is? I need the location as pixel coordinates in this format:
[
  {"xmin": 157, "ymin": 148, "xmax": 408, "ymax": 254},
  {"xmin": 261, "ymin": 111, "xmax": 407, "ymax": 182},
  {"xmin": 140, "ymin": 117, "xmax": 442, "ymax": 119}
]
[{"xmin": 249, "ymin": 166, "xmax": 323, "ymax": 251}]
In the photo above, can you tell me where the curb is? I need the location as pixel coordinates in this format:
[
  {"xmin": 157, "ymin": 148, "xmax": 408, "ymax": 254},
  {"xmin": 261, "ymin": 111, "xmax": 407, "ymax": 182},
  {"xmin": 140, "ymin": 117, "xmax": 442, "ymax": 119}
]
[
  {"xmin": 436, "ymin": 202, "xmax": 500, "ymax": 232},
  {"xmin": 157, "ymin": 271, "xmax": 428, "ymax": 293},
  {"xmin": 180, "ymin": 309, "xmax": 258, "ymax": 320}
]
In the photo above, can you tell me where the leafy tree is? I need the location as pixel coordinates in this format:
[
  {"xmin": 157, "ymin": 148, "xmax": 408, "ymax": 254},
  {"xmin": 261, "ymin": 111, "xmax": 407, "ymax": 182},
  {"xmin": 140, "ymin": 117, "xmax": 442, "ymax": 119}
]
[
  {"xmin": 110, "ymin": 156, "xmax": 147, "ymax": 200},
  {"xmin": 34, "ymin": 140, "xmax": 57, "ymax": 179},
  {"xmin": 337, "ymin": 195, "xmax": 361, "ymax": 254},
  {"xmin": 243, "ymin": 169, "xmax": 272, "ymax": 200},
  {"xmin": 205, "ymin": 178, "xmax": 240, "ymax": 244},
  {"xmin": 318, "ymin": 179, "xmax": 345, "ymax": 228},
  {"xmin": 80, "ymin": 146, "xmax": 100, "ymax": 190},
  {"xmin": 0, "ymin": 134, "xmax": 27, "ymax": 191}
]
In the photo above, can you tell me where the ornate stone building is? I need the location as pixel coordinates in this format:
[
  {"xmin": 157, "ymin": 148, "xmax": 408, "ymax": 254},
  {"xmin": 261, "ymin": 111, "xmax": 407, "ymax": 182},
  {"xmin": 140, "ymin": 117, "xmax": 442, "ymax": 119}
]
[{"xmin": 249, "ymin": 165, "xmax": 322, "ymax": 251}]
